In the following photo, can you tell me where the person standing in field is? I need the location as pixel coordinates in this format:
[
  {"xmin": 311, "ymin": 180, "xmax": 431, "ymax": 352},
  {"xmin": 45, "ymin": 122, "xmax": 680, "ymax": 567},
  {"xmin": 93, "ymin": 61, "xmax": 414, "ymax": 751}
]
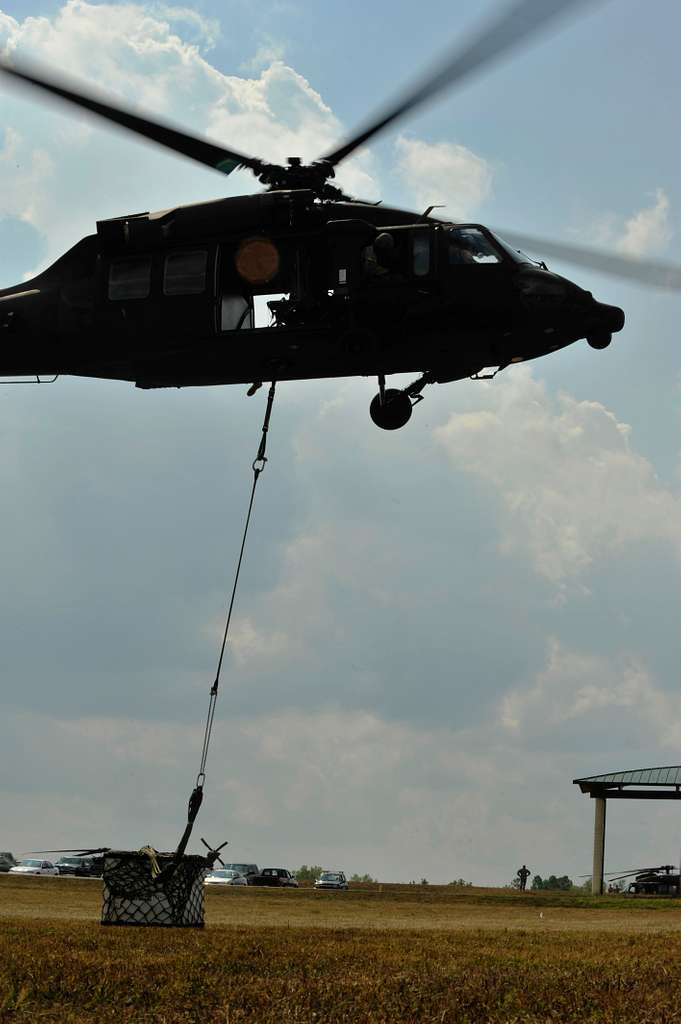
[{"xmin": 517, "ymin": 865, "xmax": 531, "ymax": 891}]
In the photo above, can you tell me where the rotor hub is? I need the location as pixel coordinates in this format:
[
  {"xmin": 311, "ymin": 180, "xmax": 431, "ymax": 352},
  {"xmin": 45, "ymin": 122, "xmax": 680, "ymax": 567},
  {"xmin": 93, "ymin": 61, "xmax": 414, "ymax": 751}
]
[{"xmin": 255, "ymin": 158, "xmax": 346, "ymax": 199}]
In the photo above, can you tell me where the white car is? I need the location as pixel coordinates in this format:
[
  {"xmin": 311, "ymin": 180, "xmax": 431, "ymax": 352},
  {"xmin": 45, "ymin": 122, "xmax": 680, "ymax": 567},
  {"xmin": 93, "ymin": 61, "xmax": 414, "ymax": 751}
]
[
  {"xmin": 314, "ymin": 870, "xmax": 348, "ymax": 890},
  {"xmin": 204, "ymin": 868, "xmax": 248, "ymax": 886},
  {"xmin": 10, "ymin": 858, "xmax": 59, "ymax": 876}
]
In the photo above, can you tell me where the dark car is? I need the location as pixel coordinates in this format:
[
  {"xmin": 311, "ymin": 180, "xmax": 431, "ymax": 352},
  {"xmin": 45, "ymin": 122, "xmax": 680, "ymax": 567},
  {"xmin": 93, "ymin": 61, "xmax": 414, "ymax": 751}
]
[
  {"xmin": 55, "ymin": 856, "xmax": 103, "ymax": 877},
  {"xmin": 0, "ymin": 852, "xmax": 17, "ymax": 872},
  {"xmin": 222, "ymin": 863, "xmax": 259, "ymax": 883},
  {"xmin": 250, "ymin": 868, "xmax": 299, "ymax": 888}
]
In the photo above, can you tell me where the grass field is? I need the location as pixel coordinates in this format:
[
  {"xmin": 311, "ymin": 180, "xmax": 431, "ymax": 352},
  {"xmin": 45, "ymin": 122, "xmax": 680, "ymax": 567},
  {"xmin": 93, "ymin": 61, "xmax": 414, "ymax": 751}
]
[{"xmin": 3, "ymin": 875, "xmax": 681, "ymax": 1022}]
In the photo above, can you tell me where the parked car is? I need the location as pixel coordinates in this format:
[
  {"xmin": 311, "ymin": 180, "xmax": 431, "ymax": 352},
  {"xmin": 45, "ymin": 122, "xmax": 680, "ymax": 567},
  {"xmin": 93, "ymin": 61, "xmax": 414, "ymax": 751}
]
[
  {"xmin": 314, "ymin": 871, "xmax": 348, "ymax": 891},
  {"xmin": 250, "ymin": 868, "xmax": 299, "ymax": 888},
  {"xmin": 0, "ymin": 852, "xmax": 17, "ymax": 872},
  {"xmin": 222, "ymin": 863, "xmax": 259, "ymax": 884},
  {"xmin": 9, "ymin": 859, "xmax": 59, "ymax": 877},
  {"xmin": 54, "ymin": 855, "xmax": 102, "ymax": 877},
  {"xmin": 204, "ymin": 869, "xmax": 248, "ymax": 886}
]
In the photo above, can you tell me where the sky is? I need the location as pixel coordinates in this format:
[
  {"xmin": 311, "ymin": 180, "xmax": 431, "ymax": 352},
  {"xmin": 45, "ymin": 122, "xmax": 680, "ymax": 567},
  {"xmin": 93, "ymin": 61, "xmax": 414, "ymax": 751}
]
[{"xmin": 1, "ymin": 0, "xmax": 680, "ymax": 886}]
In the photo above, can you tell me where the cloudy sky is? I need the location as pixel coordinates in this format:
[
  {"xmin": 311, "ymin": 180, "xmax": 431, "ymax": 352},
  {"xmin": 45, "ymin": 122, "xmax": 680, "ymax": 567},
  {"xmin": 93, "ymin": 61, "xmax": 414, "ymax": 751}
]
[{"xmin": 1, "ymin": 0, "xmax": 680, "ymax": 885}]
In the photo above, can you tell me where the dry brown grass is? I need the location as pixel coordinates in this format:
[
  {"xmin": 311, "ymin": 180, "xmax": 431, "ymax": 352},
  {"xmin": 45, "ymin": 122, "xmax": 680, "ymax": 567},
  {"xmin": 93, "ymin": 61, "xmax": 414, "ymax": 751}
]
[{"xmin": 3, "ymin": 875, "xmax": 681, "ymax": 1022}]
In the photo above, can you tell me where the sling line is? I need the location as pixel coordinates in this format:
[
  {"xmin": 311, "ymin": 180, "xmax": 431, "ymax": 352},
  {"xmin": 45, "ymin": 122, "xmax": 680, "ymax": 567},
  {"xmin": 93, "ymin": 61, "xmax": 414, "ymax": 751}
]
[{"xmin": 173, "ymin": 382, "xmax": 277, "ymax": 862}]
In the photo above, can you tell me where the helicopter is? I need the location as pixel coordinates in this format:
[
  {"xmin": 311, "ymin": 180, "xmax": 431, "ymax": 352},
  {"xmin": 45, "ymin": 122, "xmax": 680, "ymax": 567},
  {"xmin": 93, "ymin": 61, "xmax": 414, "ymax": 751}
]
[
  {"xmin": 29, "ymin": 838, "xmax": 228, "ymax": 874},
  {"xmin": 27, "ymin": 846, "xmax": 111, "ymax": 877},
  {"xmin": 0, "ymin": 0, "xmax": 678, "ymax": 430},
  {"xmin": 603, "ymin": 865, "xmax": 680, "ymax": 896}
]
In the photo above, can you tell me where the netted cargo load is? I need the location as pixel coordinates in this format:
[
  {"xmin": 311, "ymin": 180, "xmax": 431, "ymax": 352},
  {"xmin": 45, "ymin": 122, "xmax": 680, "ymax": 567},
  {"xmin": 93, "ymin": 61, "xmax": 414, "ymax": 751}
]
[{"xmin": 101, "ymin": 848, "xmax": 207, "ymax": 927}]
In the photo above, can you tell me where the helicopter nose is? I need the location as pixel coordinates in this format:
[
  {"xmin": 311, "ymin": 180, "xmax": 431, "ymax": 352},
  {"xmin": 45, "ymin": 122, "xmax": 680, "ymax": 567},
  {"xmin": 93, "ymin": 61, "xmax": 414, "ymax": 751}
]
[
  {"xmin": 584, "ymin": 301, "xmax": 625, "ymax": 350},
  {"xmin": 594, "ymin": 301, "xmax": 625, "ymax": 333}
]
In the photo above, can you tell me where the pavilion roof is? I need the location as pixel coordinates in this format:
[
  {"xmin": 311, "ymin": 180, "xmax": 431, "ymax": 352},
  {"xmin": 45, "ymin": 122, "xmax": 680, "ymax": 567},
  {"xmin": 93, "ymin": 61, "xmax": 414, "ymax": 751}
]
[{"xmin": 574, "ymin": 766, "xmax": 681, "ymax": 792}]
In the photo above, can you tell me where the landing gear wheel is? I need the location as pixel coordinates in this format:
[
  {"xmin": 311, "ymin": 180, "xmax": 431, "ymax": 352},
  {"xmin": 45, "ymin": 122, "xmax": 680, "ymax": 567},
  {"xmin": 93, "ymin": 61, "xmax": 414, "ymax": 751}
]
[
  {"xmin": 587, "ymin": 332, "xmax": 612, "ymax": 350},
  {"xmin": 370, "ymin": 389, "xmax": 413, "ymax": 430}
]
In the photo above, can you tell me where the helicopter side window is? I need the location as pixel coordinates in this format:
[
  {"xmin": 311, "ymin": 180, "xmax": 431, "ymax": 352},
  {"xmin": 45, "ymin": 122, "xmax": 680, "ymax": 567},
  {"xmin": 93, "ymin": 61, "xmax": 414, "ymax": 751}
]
[
  {"xmin": 412, "ymin": 234, "xmax": 431, "ymax": 276},
  {"xmin": 163, "ymin": 250, "xmax": 208, "ymax": 295},
  {"xmin": 108, "ymin": 256, "xmax": 152, "ymax": 300}
]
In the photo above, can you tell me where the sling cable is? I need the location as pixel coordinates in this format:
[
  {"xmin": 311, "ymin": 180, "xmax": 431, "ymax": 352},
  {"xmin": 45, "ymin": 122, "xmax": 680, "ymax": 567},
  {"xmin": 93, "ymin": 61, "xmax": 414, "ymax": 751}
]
[{"xmin": 173, "ymin": 382, "xmax": 277, "ymax": 867}]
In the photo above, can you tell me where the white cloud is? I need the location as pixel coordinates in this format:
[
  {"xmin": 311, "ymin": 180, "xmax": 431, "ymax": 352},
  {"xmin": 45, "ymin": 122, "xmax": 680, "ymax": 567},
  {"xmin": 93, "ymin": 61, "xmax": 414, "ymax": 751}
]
[
  {"xmin": 206, "ymin": 60, "xmax": 377, "ymax": 197},
  {"xmin": 0, "ymin": 704, "xmax": 587, "ymax": 883},
  {"xmin": 240, "ymin": 36, "xmax": 287, "ymax": 73},
  {"xmin": 222, "ymin": 615, "xmax": 291, "ymax": 667},
  {"xmin": 395, "ymin": 135, "xmax": 492, "ymax": 220},
  {"xmin": 8, "ymin": 676, "xmax": 677, "ymax": 885},
  {"xmin": 434, "ymin": 367, "xmax": 681, "ymax": 587},
  {"xmin": 617, "ymin": 187, "xmax": 672, "ymax": 258},
  {"xmin": 500, "ymin": 639, "xmax": 681, "ymax": 746},
  {"xmin": 218, "ymin": 527, "xmax": 364, "ymax": 677},
  {"xmin": 575, "ymin": 188, "xmax": 673, "ymax": 258},
  {"xmin": 0, "ymin": 1, "xmax": 379, "ymax": 273},
  {"xmin": 152, "ymin": 5, "xmax": 220, "ymax": 49},
  {"xmin": 0, "ymin": 2, "xmax": 678, "ymax": 892}
]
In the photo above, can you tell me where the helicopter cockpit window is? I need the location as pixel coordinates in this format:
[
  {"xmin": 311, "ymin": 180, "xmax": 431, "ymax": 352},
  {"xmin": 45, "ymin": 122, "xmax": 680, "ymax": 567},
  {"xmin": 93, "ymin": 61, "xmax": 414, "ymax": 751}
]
[
  {"xmin": 163, "ymin": 250, "xmax": 208, "ymax": 295},
  {"xmin": 108, "ymin": 256, "xmax": 152, "ymax": 300},
  {"xmin": 412, "ymin": 234, "xmax": 431, "ymax": 276},
  {"xmin": 489, "ymin": 233, "xmax": 535, "ymax": 264},
  {"xmin": 448, "ymin": 228, "xmax": 502, "ymax": 265}
]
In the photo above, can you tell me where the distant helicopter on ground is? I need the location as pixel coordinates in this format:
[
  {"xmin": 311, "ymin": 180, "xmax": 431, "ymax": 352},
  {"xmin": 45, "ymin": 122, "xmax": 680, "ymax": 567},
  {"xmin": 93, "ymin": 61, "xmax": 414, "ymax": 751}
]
[
  {"xmin": 605, "ymin": 865, "xmax": 680, "ymax": 896},
  {"xmin": 28, "ymin": 847, "xmax": 110, "ymax": 877},
  {"xmin": 0, "ymin": 0, "xmax": 678, "ymax": 429}
]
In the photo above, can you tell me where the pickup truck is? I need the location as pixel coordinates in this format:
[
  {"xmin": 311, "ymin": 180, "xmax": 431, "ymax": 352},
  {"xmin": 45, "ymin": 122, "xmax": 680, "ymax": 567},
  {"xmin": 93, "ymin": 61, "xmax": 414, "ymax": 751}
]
[{"xmin": 249, "ymin": 868, "xmax": 299, "ymax": 888}]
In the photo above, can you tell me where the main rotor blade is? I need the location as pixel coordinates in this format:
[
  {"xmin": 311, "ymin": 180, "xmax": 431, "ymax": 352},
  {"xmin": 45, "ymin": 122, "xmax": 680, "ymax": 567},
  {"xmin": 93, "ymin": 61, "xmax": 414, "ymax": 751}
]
[
  {"xmin": 0, "ymin": 60, "xmax": 263, "ymax": 179},
  {"xmin": 323, "ymin": 0, "xmax": 597, "ymax": 167},
  {"xmin": 606, "ymin": 866, "xmax": 670, "ymax": 880},
  {"xmin": 496, "ymin": 231, "xmax": 681, "ymax": 291},
  {"xmin": 28, "ymin": 847, "xmax": 110, "ymax": 855},
  {"xmin": 579, "ymin": 869, "xmax": 643, "ymax": 877},
  {"xmin": 606, "ymin": 871, "xmax": 648, "ymax": 881}
]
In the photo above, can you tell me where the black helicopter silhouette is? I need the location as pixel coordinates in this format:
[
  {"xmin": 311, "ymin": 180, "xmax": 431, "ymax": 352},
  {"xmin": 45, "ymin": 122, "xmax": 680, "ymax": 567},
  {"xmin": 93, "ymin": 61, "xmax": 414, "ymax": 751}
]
[
  {"xmin": 601, "ymin": 865, "xmax": 680, "ymax": 896},
  {"xmin": 0, "ymin": 0, "xmax": 678, "ymax": 429},
  {"xmin": 29, "ymin": 838, "xmax": 228, "ymax": 873},
  {"xmin": 28, "ymin": 846, "xmax": 111, "ymax": 877}
]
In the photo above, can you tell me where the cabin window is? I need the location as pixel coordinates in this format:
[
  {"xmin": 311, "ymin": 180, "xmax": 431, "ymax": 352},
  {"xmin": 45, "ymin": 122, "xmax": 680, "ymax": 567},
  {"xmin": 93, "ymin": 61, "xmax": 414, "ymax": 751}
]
[
  {"xmin": 412, "ymin": 234, "xmax": 431, "ymax": 277},
  {"xmin": 163, "ymin": 249, "xmax": 208, "ymax": 295},
  {"xmin": 221, "ymin": 294, "xmax": 254, "ymax": 331},
  {"xmin": 108, "ymin": 256, "xmax": 152, "ymax": 300}
]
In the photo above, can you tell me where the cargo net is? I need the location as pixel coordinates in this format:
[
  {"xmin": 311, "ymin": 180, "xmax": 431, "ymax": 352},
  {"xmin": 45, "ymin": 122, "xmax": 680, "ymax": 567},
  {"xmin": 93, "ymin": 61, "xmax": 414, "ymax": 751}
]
[{"xmin": 101, "ymin": 849, "xmax": 207, "ymax": 927}]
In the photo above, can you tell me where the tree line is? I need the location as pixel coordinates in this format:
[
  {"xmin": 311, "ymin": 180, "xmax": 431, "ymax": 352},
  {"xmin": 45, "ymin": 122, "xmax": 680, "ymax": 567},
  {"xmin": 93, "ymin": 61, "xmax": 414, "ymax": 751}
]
[{"xmin": 511, "ymin": 873, "xmax": 591, "ymax": 892}]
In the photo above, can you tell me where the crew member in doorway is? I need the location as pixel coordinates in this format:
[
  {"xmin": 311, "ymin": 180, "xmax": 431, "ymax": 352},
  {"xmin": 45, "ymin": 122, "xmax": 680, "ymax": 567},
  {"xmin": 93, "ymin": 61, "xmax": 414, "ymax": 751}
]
[{"xmin": 517, "ymin": 864, "xmax": 531, "ymax": 891}]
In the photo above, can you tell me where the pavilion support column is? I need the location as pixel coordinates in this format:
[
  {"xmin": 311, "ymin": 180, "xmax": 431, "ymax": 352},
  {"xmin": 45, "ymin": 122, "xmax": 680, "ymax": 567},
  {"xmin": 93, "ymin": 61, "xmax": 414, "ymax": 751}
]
[{"xmin": 591, "ymin": 796, "xmax": 606, "ymax": 895}]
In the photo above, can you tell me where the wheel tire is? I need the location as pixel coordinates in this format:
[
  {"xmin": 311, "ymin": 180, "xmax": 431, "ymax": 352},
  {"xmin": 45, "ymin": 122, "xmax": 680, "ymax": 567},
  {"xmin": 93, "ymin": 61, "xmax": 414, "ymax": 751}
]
[
  {"xmin": 587, "ymin": 332, "xmax": 612, "ymax": 350},
  {"xmin": 369, "ymin": 389, "xmax": 413, "ymax": 430}
]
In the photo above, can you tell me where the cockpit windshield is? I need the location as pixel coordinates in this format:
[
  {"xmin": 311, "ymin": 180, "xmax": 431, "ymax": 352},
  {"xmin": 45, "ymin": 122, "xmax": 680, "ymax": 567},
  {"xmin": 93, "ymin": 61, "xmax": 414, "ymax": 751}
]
[
  {"xmin": 448, "ymin": 227, "xmax": 502, "ymax": 265},
  {"xmin": 447, "ymin": 226, "xmax": 535, "ymax": 266},
  {"xmin": 487, "ymin": 232, "xmax": 536, "ymax": 265}
]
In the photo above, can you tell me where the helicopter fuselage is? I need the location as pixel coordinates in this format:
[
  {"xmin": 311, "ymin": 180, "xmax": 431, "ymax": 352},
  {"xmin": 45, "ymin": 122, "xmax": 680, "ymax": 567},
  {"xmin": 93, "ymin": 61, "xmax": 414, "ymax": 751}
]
[{"xmin": 0, "ymin": 190, "xmax": 624, "ymax": 391}]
